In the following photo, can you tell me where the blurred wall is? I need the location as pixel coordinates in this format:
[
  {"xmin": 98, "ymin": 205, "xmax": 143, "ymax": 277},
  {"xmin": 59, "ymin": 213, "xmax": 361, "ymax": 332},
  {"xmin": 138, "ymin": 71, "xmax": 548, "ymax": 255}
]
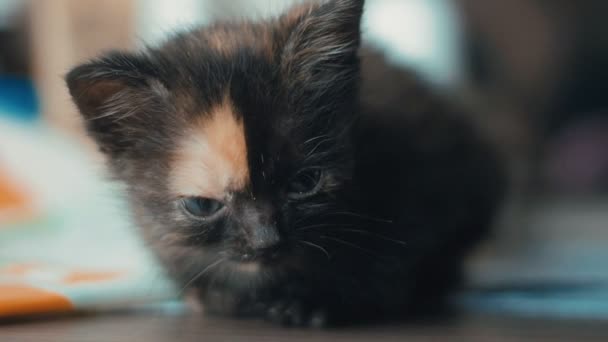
[
  {"xmin": 30, "ymin": 0, "xmax": 463, "ymax": 138},
  {"xmin": 20, "ymin": 0, "xmax": 608, "ymax": 195},
  {"xmin": 28, "ymin": 0, "xmax": 135, "ymax": 139},
  {"xmin": 0, "ymin": 0, "xmax": 21, "ymax": 27}
]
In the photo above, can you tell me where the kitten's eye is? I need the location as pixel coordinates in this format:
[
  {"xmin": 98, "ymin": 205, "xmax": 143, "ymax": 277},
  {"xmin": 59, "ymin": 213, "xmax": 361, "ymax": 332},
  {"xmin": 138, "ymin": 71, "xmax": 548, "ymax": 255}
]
[
  {"xmin": 182, "ymin": 197, "xmax": 225, "ymax": 218},
  {"xmin": 287, "ymin": 169, "xmax": 323, "ymax": 199}
]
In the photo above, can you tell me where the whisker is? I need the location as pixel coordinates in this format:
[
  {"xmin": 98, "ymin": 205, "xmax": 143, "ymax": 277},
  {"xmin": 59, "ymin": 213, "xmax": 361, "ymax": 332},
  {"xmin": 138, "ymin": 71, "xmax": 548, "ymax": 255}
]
[
  {"xmin": 327, "ymin": 228, "xmax": 408, "ymax": 247},
  {"xmin": 298, "ymin": 240, "xmax": 331, "ymax": 260},
  {"xmin": 293, "ymin": 212, "xmax": 331, "ymax": 226},
  {"xmin": 320, "ymin": 235, "xmax": 381, "ymax": 258},
  {"xmin": 303, "ymin": 149, "xmax": 335, "ymax": 163},
  {"xmin": 296, "ymin": 223, "xmax": 353, "ymax": 232},
  {"xmin": 301, "ymin": 202, "xmax": 334, "ymax": 210},
  {"xmin": 292, "ymin": 204, "xmax": 336, "ymax": 225},
  {"xmin": 304, "ymin": 138, "xmax": 335, "ymax": 158},
  {"xmin": 179, "ymin": 258, "xmax": 226, "ymax": 295},
  {"xmin": 325, "ymin": 211, "xmax": 394, "ymax": 224},
  {"xmin": 182, "ymin": 229, "xmax": 209, "ymax": 238},
  {"xmin": 302, "ymin": 134, "xmax": 332, "ymax": 146}
]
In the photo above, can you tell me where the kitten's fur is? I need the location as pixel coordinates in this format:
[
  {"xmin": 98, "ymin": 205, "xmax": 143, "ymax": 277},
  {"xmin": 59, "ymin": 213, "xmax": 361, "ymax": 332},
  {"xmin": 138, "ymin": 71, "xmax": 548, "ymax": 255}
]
[{"xmin": 67, "ymin": 0, "xmax": 505, "ymax": 327}]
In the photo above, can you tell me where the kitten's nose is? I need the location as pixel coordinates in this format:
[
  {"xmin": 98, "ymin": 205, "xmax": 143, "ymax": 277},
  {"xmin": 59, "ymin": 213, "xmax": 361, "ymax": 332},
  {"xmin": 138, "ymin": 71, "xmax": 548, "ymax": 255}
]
[
  {"xmin": 240, "ymin": 201, "xmax": 281, "ymax": 252},
  {"xmin": 249, "ymin": 225, "xmax": 281, "ymax": 251}
]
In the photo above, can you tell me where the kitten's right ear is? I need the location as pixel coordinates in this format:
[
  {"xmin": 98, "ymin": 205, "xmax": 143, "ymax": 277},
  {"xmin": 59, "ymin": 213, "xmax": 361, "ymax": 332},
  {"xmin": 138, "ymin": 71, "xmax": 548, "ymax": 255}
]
[
  {"xmin": 279, "ymin": 0, "xmax": 364, "ymax": 94},
  {"xmin": 66, "ymin": 52, "xmax": 164, "ymax": 155}
]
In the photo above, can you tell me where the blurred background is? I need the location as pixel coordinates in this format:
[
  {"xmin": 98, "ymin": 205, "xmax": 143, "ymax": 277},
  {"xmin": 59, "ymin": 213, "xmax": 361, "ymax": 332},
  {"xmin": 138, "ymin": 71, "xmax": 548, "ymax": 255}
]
[{"xmin": 1, "ymin": 0, "xmax": 607, "ymax": 321}]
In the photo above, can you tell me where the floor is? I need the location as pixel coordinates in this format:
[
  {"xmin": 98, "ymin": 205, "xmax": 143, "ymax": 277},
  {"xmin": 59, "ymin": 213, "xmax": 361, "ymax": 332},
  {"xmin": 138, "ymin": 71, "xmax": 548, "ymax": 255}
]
[{"xmin": 3, "ymin": 311, "xmax": 608, "ymax": 342}]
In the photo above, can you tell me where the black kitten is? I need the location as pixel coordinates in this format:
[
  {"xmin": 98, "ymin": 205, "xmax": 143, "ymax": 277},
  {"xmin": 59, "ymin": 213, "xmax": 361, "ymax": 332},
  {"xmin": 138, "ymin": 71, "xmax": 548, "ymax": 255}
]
[{"xmin": 66, "ymin": 0, "xmax": 505, "ymax": 327}]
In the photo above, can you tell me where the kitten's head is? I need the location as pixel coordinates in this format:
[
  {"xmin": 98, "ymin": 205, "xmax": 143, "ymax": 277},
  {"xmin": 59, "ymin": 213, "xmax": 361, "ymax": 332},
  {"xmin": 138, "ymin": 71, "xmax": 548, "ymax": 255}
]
[{"xmin": 67, "ymin": 0, "xmax": 365, "ymax": 281}]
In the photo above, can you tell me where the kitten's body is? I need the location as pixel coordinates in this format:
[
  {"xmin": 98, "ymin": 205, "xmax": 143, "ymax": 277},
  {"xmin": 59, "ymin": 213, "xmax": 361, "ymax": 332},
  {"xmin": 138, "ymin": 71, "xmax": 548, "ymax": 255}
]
[{"xmin": 67, "ymin": 0, "xmax": 504, "ymax": 326}]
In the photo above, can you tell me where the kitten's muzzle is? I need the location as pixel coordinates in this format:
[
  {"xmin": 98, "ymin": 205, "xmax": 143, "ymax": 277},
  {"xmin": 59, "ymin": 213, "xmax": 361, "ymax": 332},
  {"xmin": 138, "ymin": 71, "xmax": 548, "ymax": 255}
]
[
  {"xmin": 239, "ymin": 225, "xmax": 284, "ymax": 263},
  {"xmin": 239, "ymin": 201, "xmax": 282, "ymax": 253}
]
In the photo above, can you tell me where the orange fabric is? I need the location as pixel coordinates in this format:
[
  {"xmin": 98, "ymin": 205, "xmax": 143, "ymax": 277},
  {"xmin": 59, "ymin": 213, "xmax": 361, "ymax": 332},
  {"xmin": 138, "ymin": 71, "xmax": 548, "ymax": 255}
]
[
  {"xmin": 0, "ymin": 167, "xmax": 34, "ymax": 224},
  {"xmin": 63, "ymin": 271, "xmax": 124, "ymax": 284},
  {"xmin": 1, "ymin": 264, "xmax": 41, "ymax": 276},
  {"xmin": 0, "ymin": 169, "xmax": 29, "ymax": 209},
  {"xmin": 0, "ymin": 285, "xmax": 73, "ymax": 317}
]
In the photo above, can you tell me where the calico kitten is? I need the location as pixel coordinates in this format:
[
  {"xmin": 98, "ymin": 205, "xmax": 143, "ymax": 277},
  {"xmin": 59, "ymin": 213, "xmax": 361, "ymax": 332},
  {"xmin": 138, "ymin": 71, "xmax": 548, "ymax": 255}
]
[{"xmin": 66, "ymin": 0, "xmax": 505, "ymax": 327}]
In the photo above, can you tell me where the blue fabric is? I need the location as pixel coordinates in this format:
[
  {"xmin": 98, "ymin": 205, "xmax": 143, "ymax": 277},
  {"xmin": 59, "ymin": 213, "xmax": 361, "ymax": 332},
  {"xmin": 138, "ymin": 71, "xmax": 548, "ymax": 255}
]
[
  {"xmin": 0, "ymin": 76, "xmax": 39, "ymax": 121},
  {"xmin": 459, "ymin": 284, "xmax": 608, "ymax": 320}
]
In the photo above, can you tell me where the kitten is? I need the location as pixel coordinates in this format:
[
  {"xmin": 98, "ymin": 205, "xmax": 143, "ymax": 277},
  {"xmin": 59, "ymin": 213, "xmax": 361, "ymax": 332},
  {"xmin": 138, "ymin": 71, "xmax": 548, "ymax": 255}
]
[{"xmin": 66, "ymin": 0, "xmax": 505, "ymax": 327}]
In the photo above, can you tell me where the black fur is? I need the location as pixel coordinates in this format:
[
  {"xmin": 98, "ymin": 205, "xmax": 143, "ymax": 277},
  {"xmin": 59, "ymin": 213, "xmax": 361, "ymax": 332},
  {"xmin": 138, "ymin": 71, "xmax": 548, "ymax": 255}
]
[{"xmin": 66, "ymin": 0, "xmax": 505, "ymax": 327}]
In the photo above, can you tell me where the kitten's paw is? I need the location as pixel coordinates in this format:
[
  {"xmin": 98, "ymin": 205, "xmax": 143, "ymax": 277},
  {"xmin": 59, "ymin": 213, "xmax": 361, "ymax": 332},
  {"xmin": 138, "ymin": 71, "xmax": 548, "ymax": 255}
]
[{"xmin": 266, "ymin": 300, "xmax": 328, "ymax": 328}]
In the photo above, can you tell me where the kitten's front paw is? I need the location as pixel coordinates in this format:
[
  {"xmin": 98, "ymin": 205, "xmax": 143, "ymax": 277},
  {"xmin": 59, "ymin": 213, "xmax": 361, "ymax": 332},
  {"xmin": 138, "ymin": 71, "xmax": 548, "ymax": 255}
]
[{"xmin": 266, "ymin": 300, "xmax": 328, "ymax": 328}]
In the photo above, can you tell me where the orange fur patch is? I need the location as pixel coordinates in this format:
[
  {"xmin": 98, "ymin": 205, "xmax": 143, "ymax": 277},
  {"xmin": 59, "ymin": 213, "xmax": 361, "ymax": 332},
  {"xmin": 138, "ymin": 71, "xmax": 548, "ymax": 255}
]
[{"xmin": 170, "ymin": 98, "xmax": 249, "ymax": 199}]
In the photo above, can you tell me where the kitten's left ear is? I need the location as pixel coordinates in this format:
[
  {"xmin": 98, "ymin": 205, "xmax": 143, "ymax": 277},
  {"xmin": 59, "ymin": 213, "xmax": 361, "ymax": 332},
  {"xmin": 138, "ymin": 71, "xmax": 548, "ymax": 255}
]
[
  {"xmin": 66, "ymin": 52, "xmax": 166, "ymax": 155},
  {"xmin": 280, "ymin": 0, "xmax": 365, "ymax": 85}
]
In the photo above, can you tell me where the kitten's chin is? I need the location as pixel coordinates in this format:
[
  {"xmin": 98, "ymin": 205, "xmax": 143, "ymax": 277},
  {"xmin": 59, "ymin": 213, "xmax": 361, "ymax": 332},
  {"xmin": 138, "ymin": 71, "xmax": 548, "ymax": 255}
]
[
  {"xmin": 222, "ymin": 258, "xmax": 269, "ymax": 279},
  {"xmin": 216, "ymin": 259, "xmax": 279, "ymax": 291},
  {"xmin": 233, "ymin": 261, "xmax": 262, "ymax": 274}
]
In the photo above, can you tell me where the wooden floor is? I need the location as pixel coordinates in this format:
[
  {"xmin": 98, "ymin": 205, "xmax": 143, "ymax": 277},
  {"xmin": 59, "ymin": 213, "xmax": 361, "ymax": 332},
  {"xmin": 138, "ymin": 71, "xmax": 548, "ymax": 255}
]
[{"xmin": 2, "ymin": 312, "xmax": 607, "ymax": 342}]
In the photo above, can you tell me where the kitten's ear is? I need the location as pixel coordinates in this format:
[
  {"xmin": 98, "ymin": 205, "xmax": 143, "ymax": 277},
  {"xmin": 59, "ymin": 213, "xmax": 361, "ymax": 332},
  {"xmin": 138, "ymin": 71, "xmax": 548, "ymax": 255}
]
[
  {"xmin": 280, "ymin": 0, "xmax": 364, "ymax": 86},
  {"xmin": 66, "ymin": 52, "xmax": 165, "ymax": 155}
]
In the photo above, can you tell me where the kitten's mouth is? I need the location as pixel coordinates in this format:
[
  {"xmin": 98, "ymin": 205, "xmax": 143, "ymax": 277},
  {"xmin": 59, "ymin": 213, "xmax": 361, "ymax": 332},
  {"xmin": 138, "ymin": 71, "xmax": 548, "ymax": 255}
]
[
  {"xmin": 235, "ymin": 243, "xmax": 287, "ymax": 263},
  {"xmin": 236, "ymin": 250, "xmax": 281, "ymax": 263}
]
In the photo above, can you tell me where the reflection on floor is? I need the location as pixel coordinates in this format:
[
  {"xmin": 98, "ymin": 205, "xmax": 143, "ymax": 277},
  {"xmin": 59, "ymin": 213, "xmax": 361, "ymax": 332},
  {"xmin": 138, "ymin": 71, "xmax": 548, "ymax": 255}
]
[{"xmin": 464, "ymin": 197, "xmax": 608, "ymax": 320}]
